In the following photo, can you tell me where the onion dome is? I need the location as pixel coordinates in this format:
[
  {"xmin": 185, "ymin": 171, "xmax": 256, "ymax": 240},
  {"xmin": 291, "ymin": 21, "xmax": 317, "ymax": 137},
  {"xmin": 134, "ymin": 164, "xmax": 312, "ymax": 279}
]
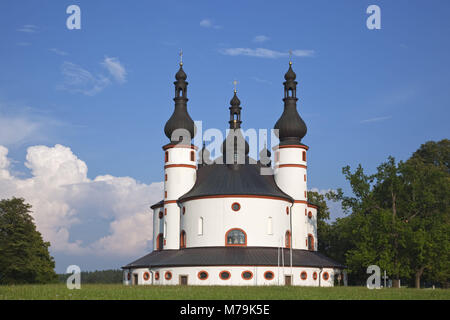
[
  {"xmin": 164, "ymin": 62, "xmax": 196, "ymax": 144},
  {"xmin": 274, "ymin": 62, "xmax": 307, "ymax": 145},
  {"xmin": 221, "ymin": 90, "xmax": 249, "ymax": 165},
  {"xmin": 259, "ymin": 143, "xmax": 271, "ymax": 167}
]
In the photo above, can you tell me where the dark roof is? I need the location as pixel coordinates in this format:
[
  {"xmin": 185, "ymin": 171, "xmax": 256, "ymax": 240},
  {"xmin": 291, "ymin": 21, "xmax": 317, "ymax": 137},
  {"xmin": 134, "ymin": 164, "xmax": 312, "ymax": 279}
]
[
  {"xmin": 150, "ymin": 200, "xmax": 164, "ymax": 209},
  {"xmin": 178, "ymin": 162, "xmax": 293, "ymax": 202},
  {"xmin": 123, "ymin": 246, "xmax": 345, "ymax": 269}
]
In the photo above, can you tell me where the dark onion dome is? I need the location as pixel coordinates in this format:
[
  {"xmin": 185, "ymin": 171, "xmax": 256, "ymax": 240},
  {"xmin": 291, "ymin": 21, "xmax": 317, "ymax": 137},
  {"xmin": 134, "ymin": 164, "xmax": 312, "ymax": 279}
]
[
  {"xmin": 178, "ymin": 162, "xmax": 293, "ymax": 202},
  {"xmin": 221, "ymin": 91, "xmax": 249, "ymax": 164},
  {"xmin": 259, "ymin": 143, "xmax": 271, "ymax": 167},
  {"xmin": 274, "ymin": 62, "xmax": 307, "ymax": 145},
  {"xmin": 164, "ymin": 63, "xmax": 196, "ymax": 143}
]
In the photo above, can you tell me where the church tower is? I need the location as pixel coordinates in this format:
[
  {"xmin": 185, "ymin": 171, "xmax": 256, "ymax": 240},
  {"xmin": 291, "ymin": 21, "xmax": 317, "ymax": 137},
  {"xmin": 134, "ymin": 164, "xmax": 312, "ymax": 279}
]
[
  {"xmin": 162, "ymin": 56, "xmax": 197, "ymax": 250},
  {"xmin": 273, "ymin": 61, "xmax": 314, "ymax": 250}
]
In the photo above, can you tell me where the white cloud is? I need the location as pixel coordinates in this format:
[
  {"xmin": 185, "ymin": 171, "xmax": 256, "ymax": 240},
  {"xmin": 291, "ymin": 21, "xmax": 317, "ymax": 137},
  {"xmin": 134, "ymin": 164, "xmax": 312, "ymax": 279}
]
[
  {"xmin": 17, "ymin": 24, "xmax": 38, "ymax": 33},
  {"xmin": 102, "ymin": 57, "xmax": 127, "ymax": 83},
  {"xmin": 253, "ymin": 35, "xmax": 270, "ymax": 43},
  {"xmin": 200, "ymin": 18, "xmax": 222, "ymax": 29},
  {"xmin": 59, "ymin": 61, "xmax": 111, "ymax": 96},
  {"xmin": 360, "ymin": 116, "xmax": 392, "ymax": 123},
  {"xmin": 0, "ymin": 144, "xmax": 163, "ymax": 266},
  {"xmin": 220, "ymin": 48, "xmax": 314, "ymax": 59},
  {"xmin": 49, "ymin": 48, "xmax": 68, "ymax": 56},
  {"xmin": 0, "ymin": 115, "xmax": 40, "ymax": 146}
]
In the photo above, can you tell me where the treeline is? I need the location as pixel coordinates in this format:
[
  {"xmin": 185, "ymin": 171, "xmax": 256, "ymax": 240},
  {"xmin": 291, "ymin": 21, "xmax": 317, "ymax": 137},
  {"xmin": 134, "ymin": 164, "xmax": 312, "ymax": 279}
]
[
  {"xmin": 312, "ymin": 139, "xmax": 449, "ymax": 288},
  {"xmin": 58, "ymin": 269, "xmax": 123, "ymax": 284}
]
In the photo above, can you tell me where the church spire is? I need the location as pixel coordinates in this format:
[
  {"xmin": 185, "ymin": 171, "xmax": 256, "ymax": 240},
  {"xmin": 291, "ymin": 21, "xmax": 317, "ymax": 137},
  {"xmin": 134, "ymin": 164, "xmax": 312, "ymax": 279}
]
[
  {"xmin": 229, "ymin": 81, "xmax": 242, "ymax": 129},
  {"xmin": 164, "ymin": 52, "xmax": 195, "ymax": 144},
  {"xmin": 274, "ymin": 61, "xmax": 307, "ymax": 145}
]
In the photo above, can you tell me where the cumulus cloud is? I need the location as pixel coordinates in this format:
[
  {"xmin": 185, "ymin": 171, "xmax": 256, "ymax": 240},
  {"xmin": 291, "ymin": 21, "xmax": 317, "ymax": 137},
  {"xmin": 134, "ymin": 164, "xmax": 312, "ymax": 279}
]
[
  {"xmin": 102, "ymin": 57, "xmax": 127, "ymax": 83},
  {"xmin": 220, "ymin": 48, "xmax": 314, "ymax": 58},
  {"xmin": 0, "ymin": 144, "xmax": 163, "ymax": 269}
]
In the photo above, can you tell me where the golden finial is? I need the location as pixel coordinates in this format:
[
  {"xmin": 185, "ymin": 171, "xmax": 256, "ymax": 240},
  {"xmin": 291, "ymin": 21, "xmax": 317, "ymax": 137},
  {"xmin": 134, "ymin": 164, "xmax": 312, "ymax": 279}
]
[
  {"xmin": 289, "ymin": 49, "xmax": 293, "ymax": 65},
  {"xmin": 233, "ymin": 80, "xmax": 238, "ymax": 93},
  {"xmin": 179, "ymin": 49, "xmax": 183, "ymax": 66}
]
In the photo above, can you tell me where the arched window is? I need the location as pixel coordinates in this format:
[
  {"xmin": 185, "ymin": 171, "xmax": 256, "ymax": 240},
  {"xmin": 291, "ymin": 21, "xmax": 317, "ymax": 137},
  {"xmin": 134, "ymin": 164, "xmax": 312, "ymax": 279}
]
[
  {"xmin": 285, "ymin": 230, "xmax": 291, "ymax": 248},
  {"xmin": 308, "ymin": 234, "xmax": 314, "ymax": 251},
  {"xmin": 180, "ymin": 230, "xmax": 186, "ymax": 248},
  {"xmin": 156, "ymin": 233, "xmax": 163, "ymax": 250},
  {"xmin": 308, "ymin": 211, "xmax": 312, "ymax": 219},
  {"xmin": 225, "ymin": 228, "xmax": 247, "ymax": 246}
]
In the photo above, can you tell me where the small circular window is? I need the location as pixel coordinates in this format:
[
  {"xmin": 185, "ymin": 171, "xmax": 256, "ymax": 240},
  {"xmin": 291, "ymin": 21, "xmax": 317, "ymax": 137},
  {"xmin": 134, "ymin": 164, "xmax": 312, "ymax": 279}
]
[
  {"xmin": 198, "ymin": 271, "xmax": 208, "ymax": 280},
  {"xmin": 313, "ymin": 272, "xmax": 318, "ymax": 280},
  {"xmin": 323, "ymin": 272, "xmax": 329, "ymax": 281},
  {"xmin": 264, "ymin": 271, "xmax": 274, "ymax": 280},
  {"xmin": 231, "ymin": 202, "xmax": 241, "ymax": 211},
  {"xmin": 155, "ymin": 272, "xmax": 160, "ymax": 280},
  {"xmin": 219, "ymin": 271, "xmax": 231, "ymax": 280},
  {"xmin": 241, "ymin": 271, "xmax": 253, "ymax": 280},
  {"xmin": 143, "ymin": 272, "xmax": 150, "ymax": 281},
  {"xmin": 165, "ymin": 271, "xmax": 172, "ymax": 280},
  {"xmin": 300, "ymin": 271, "xmax": 307, "ymax": 280}
]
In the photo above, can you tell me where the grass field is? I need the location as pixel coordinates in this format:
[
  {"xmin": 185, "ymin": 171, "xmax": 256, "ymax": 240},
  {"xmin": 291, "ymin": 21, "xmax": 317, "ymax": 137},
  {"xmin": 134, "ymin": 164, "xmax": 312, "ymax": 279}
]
[{"xmin": 0, "ymin": 284, "xmax": 448, "ymax": 300}]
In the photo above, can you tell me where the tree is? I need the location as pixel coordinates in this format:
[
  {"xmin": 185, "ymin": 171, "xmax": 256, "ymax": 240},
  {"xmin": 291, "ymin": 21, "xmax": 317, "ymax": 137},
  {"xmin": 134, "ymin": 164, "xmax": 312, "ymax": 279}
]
[{"xmin": 0, "ymin": 198, "xmax": 57, "ymax": 284}]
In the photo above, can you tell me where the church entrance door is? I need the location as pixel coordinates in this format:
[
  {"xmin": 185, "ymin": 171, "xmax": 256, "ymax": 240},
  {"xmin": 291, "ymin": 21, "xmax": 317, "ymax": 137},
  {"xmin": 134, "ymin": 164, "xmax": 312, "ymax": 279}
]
[
  {"xmin": 180, "ymin": 275, "xmax": 188, "ymax": 285},
  {"xmin": 285, "ymin": 275, "xmax": 292, "ymax": 286}
]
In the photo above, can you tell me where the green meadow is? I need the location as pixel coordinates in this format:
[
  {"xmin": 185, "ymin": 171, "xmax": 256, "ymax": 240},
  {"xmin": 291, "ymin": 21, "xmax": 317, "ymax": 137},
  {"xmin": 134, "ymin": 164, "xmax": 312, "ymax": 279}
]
[{"xmin": 0, "ymin": 284, "xmax": 448, "ymax": 300}]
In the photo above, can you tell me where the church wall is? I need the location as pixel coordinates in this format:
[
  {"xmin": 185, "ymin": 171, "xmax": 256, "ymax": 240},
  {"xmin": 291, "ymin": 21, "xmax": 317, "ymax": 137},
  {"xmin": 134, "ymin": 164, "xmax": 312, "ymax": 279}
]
[{"xmin": 180, "ymin": 197, "xmax": 292, "ymax": 248}]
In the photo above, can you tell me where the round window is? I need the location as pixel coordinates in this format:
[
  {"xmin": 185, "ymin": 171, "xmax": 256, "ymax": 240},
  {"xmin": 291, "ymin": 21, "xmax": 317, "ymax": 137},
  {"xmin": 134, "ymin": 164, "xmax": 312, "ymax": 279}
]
[
  {"xmin": 241, "ymin": 271, "xmax": 253, "ymax": 280},
  {"xmin": 231, "ymin": 202, "xmax": 241, "ymax": 211},
  {"xmin": 198, "ymin": 271, "xmax": 208, "ymax": 280},
  {"xmin": 264, "ymin": 271, "xmax": 274, "ymax": 280},
  {"xmin": 300, "ymin": 271, "xmax": 307, "ymax": 280},
  {"xmin": 155, "ymin": 272, "xmax": 160, "ymax": 280},
  {"xmin": 323, "ymin": 272, "xmax": 329, "ymax": 281},
  {"xmin": 219, "ymin": 271, "xmax": 231, "ymax": 280},
  {"xmin": 165, "ymin": 271, "xmax": 172, "ymax": 280},
  {"xmin": 143, "ymin": 272, "xmax": 150, "ymax": 281},
  {"xmin": 313, "ymin": 272, "xmax": 318, "ymax": 280}
]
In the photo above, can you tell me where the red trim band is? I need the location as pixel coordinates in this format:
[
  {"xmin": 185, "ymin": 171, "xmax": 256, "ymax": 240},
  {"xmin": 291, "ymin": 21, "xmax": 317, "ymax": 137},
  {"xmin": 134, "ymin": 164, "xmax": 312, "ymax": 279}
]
[
  {"xmin": 164, "ymin": 164, "xmax": 197, "ymax": 169},
  {"xmin": 162, "ymin": 144, "xmax": 198, "ymax": 151},
  {"xmin": 272, "ymin": 144, "xmax": 309, "ymax": 151},
  {"xmin": 274, "ymin": 164, "xmax": 307, "ymax": 169}
]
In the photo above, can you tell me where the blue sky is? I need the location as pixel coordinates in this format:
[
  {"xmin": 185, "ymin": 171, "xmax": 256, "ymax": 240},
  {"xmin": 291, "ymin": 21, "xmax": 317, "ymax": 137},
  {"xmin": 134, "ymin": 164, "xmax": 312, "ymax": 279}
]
[{"xmin": 0, "ymin": 0, "xmax": 449, "ymax": 272}]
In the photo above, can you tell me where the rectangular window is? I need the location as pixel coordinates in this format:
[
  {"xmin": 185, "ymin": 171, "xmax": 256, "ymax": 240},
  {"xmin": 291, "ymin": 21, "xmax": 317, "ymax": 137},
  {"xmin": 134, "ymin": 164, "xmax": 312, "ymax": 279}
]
[
  {"xmin": 163, "ymin": 222, "xmax": 167, "ymax": 238},
  {"xmin": 198, "ymin": 217, "xmax": 203, "ymax": 235},
  {"xmin": 304, "ymin": 174, "xmax": 306, "ymax": 182},
  {"xmin": 165, "ymin": 151, "xmax": 169, "ymax": 162},
  {"xmin": 267, "ymin": 217, "xmax": 273, "ymax": 235},
  {"xmin": 302, "ymin": 151, "xmax": 306, "ymax": 162},
  {"xmin": 165, "ymin": 174, "xmax": 167, "ymax": 181},
  {"xmin": 190, "ymin": 151, "xmax": 195, "ymax": 162},
  {"xmin": 165, "ymin": 191, "xmax": 167, "ymax": 199}
]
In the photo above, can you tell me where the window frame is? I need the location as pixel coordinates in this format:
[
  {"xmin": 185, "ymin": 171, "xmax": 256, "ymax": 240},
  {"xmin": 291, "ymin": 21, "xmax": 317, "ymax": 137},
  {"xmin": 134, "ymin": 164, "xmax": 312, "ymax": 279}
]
[{"xmin": 225, "ymin": 228, "xmax": 247, "ymax": 247}]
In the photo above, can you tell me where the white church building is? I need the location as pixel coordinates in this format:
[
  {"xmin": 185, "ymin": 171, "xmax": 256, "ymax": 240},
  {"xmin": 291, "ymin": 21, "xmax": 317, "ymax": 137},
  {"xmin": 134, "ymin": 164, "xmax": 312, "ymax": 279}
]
[{"xmin": 122, "ymin": 59, "xmax": 345, "ymax": 286}]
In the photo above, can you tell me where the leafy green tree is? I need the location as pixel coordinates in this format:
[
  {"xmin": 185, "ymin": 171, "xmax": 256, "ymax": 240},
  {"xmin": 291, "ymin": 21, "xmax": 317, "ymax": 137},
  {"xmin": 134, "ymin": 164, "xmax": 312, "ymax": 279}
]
[{"xmin": 0, "ymin": 198, "xmax": 57, "ymax": 284}]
